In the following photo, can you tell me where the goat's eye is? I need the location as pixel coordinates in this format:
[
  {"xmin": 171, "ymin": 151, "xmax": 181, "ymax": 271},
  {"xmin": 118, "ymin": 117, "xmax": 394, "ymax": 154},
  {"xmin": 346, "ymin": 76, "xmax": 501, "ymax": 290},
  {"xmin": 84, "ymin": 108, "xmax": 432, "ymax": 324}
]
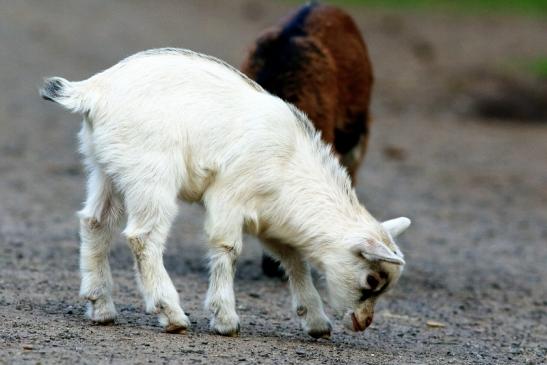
[
  {"xmin": 366, "ymin": 275, "xmax": 379, "ymax": 290},
  {"xmin": 360, "ymin": 289, "xmax": 373, "ymax": 302}
]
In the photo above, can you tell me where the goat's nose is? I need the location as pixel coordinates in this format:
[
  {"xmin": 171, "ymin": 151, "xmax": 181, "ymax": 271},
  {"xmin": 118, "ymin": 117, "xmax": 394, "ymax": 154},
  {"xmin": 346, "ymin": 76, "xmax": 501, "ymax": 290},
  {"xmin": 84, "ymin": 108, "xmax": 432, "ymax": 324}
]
[{"xmin": 364, "ymin": 316, "xmax": 373, "ymax": 329}]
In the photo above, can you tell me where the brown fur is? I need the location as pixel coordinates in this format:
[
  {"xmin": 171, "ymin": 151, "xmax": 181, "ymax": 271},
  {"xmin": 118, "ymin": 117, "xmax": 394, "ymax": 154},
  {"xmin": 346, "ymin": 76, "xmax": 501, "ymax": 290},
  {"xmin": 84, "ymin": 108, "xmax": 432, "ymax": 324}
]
[{"xmin": 241, "ymin": 3, "xmax": 373, "ymax": 181}]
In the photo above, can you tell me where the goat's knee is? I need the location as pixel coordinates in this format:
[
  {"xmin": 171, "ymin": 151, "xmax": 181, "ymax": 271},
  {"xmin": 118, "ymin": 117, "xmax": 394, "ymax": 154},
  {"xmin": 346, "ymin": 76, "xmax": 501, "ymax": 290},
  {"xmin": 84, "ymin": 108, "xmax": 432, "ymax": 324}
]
[{"xmin": 81, "ymin": 216, "xmax": 102, "ymax": 231}]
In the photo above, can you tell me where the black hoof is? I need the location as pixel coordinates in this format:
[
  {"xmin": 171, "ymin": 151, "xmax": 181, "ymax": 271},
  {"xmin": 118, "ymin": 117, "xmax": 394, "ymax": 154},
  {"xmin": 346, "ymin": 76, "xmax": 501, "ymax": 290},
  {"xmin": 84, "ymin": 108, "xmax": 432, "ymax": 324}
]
[
  {"xmin": 308, "ymin": 322, "xmax": 333, "ymax": 339},
  {"xmin": 308, "ymin": 329, "xmax": 332, "ymax": 339},
  {"xmin": 261, "ymin": 254, "xmax": 285, "ymax": 278}
]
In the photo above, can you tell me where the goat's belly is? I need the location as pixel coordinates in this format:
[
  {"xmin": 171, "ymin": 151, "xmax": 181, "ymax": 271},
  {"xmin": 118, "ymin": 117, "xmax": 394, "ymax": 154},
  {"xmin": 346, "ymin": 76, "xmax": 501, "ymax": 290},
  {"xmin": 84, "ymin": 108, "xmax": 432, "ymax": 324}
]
[
  {"xmin": 177, "ymin": 186, "xmax": 204, "ymax": 203},
  {"xmin": 177, "ymin": 166, "xmax": 216, "ymax": 203}
]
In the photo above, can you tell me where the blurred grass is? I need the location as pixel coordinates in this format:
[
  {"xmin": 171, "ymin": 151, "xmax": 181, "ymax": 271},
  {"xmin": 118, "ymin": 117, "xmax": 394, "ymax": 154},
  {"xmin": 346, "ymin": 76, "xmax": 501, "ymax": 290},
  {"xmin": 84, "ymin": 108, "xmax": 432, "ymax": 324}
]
[
  {"xmin": 320, "ymin": 0, "xmax": 547, "ymax": 16},
  {"xmin": 503, "ymin": 57, "xmax": 547, "ymax": 79},
  {"xmin": 528, "ymin": 58, "xmax": 547, "ymax": 79}
]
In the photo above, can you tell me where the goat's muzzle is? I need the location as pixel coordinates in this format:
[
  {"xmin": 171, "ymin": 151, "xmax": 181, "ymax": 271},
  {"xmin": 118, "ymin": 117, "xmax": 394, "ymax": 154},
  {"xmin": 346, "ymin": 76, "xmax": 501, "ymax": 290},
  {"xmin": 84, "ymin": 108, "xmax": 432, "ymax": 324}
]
[{"xmin": 344, "ymin": 311, "xmax": 373, "ymax": 332}]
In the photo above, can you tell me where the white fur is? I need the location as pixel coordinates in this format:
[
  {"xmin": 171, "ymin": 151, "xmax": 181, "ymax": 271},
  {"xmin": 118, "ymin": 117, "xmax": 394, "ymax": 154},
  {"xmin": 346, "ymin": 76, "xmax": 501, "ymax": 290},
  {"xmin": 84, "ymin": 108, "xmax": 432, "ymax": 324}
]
[{"xmin": 41, "ymin": 48, "xmax": 410, "ymax": 337}]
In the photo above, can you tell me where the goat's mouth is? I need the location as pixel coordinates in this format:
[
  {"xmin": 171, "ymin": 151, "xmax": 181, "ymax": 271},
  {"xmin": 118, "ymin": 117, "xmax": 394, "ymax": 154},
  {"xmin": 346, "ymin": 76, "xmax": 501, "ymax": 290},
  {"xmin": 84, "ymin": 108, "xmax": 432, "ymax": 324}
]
[{"xmin": 351, "ymin": 312, "xmax": 364, "ymax": 332}]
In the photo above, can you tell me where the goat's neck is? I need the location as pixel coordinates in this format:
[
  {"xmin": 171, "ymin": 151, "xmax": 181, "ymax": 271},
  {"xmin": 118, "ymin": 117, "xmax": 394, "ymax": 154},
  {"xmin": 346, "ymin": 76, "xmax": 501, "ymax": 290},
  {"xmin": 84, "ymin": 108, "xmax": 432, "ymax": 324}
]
[{"xmin": 277, "ymin": 157, "xmax": 377, "ymax": 269}]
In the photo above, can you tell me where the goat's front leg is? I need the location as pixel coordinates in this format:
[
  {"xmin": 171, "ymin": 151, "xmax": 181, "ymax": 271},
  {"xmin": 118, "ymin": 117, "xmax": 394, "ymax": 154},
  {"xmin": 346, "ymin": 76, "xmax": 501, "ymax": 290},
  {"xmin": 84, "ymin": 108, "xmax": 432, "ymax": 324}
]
[
  {"xmin": 205, "ymin": 241, "xmax": 242, "ymax": 336},
  {"xmin": 262, "ymin": 239, "xmax": 332, "ymax": 339},
  {"xmin": 203, "ymin": 200, "xmax": 243, "ymax": 336}
]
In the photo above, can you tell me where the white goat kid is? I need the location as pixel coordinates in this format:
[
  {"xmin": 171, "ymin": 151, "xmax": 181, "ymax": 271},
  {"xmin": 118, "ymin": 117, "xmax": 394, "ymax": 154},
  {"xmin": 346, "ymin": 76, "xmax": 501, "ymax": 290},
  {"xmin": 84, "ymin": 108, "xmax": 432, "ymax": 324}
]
[{"xmin": 40, "ymin": 48, "xmax": 411, "ymax": 338}]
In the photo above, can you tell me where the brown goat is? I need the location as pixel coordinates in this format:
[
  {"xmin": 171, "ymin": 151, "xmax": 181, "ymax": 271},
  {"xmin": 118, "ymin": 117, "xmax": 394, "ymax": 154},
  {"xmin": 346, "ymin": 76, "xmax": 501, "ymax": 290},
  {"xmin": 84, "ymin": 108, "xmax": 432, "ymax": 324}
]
[
  {"xmin": 241, "ymin": 2, "xmax": 374, "ymax": 277},
  {"xmin": 241, "ymin": 2, "xmax": 373, "ymax": 181}
]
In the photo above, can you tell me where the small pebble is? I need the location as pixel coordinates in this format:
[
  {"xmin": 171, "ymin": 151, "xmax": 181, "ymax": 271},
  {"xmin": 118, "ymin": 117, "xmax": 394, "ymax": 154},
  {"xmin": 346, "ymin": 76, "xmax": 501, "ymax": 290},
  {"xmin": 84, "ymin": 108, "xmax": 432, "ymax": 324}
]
[{"xmin": 426, "ymin": 320, "xmax": 446, "ymax": 328}]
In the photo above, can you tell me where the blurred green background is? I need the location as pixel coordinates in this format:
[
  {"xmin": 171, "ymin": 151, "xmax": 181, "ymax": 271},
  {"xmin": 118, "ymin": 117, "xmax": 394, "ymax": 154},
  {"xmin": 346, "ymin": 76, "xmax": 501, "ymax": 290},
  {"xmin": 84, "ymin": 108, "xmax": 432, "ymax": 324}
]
[
  {"xmin": 290, "ymin": 0, "xmax": 547, "ymax": 79},
  {"xmin": 326, "ymin": 0, "xmax": 547, "ymax": 15}
]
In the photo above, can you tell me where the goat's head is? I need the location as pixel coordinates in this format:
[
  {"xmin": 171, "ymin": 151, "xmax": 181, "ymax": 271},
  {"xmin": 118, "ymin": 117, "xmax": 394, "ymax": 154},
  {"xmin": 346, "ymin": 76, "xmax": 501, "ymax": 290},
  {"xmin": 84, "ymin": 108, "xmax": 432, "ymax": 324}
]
[{"xmin": 323, "ymin": 217, "xmax": 410, "ymax": 332}]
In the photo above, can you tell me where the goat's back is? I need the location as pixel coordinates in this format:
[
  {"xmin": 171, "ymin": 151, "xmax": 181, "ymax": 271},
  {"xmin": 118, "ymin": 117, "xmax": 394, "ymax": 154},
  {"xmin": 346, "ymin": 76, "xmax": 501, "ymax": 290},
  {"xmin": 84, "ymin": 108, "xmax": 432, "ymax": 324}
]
[{"xmin": 42, "ymin": 49, "xmax": 310, "ymax": 200}]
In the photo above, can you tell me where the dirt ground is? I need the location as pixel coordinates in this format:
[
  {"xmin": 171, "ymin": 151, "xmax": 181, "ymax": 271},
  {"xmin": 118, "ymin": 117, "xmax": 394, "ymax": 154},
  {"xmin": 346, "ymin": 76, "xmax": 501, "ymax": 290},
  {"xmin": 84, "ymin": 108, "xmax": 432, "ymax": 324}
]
[{"xmin": 1, "ymin": 0, "xmax": 546, "ymax": 364}]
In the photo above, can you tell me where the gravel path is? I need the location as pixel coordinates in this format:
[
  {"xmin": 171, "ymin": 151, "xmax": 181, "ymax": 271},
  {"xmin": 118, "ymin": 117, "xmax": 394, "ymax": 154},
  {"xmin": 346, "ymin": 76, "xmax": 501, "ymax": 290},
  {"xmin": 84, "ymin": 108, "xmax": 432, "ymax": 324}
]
[{"xmin": 1, "ymin": 1, "xmax": 546, "ymax": 364}]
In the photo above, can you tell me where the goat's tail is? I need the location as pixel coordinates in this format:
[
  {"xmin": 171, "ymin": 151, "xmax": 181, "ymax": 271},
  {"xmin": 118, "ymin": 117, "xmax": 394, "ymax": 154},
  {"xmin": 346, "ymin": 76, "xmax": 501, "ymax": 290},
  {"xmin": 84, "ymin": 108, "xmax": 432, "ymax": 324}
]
[{"xmin": 40, "ymin": 77, "xmax": 89, "ymax": 114}]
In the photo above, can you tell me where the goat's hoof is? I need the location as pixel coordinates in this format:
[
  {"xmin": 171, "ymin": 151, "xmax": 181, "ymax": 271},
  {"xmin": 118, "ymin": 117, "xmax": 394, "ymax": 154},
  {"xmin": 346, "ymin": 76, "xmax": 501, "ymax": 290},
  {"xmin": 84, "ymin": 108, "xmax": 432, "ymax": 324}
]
[
  {"xmin": 305, "ymin": 318, "xmax": 332, "ymax": 339},
  {"xmin": 93, "ymin": 317, "xmax": 116, "ymax": 326},
  {"xmin": 308, "ymin": 328, "xmax": 331, "ymax": 339},
  {"xmin": 86, "ymin": 299, "xmax": 117, "ymax": 325},
  {"xmin": 165, "ymin": 323, "xmax": 188, "ymax": 334},
  {"xmin": 159, "ymin": 310, "xmax": 191, "ymax": 334},
  {"xmin": 212, "ymin": 318, "xmax": 240, "ymax": 337},
  {"xmin": 261, "ymin": 254, "xmax": 285, "ymax": 278},
  {"xmin": 215, "ymin": 324, "xmax": 240, "ymax": 337}
]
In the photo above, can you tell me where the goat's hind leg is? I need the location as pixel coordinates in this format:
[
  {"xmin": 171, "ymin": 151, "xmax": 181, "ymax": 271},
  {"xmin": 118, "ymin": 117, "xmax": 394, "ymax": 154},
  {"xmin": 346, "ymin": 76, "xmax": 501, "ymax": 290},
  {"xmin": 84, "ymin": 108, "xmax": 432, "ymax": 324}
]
[
  {"xmin": 79, "ymin": 167, "xmax": 122, "ymax": 324},
  {"xmin": 124, "ymin": 186, "xmax": 190, "ymax": 333}
]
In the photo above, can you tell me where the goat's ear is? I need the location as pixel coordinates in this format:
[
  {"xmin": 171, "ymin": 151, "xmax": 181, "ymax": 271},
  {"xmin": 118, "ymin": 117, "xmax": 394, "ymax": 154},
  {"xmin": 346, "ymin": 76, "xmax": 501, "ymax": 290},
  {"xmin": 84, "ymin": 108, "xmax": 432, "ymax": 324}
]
[
  {"xmin": 382, "ymin": 217, "xmax": 411, "ymax": 238},
  {"xmin": 356, "ymin": 239, "xmax": 405, "ymax": 265}
]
